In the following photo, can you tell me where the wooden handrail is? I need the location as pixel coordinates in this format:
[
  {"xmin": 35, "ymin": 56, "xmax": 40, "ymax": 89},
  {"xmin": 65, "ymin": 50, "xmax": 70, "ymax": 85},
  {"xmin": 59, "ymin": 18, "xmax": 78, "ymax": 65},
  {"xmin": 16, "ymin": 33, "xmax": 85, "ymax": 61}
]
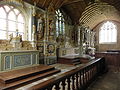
[{"xmin": 26, "ymin": 58, "xmax": 105, "ymax": 90}]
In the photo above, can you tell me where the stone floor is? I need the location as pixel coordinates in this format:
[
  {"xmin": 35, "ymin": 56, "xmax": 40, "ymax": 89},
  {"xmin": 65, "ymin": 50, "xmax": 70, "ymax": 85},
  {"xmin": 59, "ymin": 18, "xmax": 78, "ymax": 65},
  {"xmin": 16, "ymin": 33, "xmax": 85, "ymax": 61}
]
[{"xmin": 87, "ymin": 71, "xmax": 120, "ymax": 90}]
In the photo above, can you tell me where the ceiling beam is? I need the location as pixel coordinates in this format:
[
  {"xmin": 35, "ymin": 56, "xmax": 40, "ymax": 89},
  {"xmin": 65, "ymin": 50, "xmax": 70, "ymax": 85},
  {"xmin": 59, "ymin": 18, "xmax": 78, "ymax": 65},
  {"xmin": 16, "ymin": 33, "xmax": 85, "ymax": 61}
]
[
  {"xmin": 63, "ymin": 0, "xmax": 84, "ymax": 6},
  {"xmin": 42, "ymin": 0, "xmax": 47, "ymax": 7},
  {"xmin": 55, "ymin": 0, "xmax": 67, "ymax": 9},
  {"xmin": 23, "ymin": 0, "xmax": 45, "ymax": 9}
]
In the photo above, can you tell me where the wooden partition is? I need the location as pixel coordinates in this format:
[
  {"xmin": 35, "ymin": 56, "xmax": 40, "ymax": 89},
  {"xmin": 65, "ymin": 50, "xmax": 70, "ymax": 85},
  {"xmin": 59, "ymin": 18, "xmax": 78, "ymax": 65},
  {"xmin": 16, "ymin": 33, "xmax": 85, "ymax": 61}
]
[
  {"xmin": 27, "ymin": 58, "xmax": 106, "ymax": 90},
  {"xmin": 95, "ymin": 52, "xmax": 120, "ymax": 72}
]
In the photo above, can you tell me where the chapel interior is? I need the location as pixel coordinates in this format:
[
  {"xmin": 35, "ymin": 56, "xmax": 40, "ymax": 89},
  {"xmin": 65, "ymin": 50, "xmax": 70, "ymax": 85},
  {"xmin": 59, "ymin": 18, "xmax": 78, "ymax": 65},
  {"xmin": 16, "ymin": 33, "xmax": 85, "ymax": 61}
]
[{"xmin": 0, "ymin": 0, "xmax": 120, "ymax": 90}]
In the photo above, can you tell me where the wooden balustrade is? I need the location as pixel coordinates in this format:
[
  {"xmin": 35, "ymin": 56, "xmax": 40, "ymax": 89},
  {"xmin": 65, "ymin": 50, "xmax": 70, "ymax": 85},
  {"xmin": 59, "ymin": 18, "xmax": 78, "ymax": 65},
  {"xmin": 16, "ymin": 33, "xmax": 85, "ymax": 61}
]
[{"xmin": 27, "ymin": 58, "xmax": 105, "ymax": 90}]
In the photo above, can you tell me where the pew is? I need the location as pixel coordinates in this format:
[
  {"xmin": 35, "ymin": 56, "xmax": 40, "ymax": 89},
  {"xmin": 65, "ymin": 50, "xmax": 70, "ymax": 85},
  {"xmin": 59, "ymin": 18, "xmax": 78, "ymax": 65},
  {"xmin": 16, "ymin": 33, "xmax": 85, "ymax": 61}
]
[{"xmin": 95, "ymin": 52, "xmax": 120, "ymax": 72}]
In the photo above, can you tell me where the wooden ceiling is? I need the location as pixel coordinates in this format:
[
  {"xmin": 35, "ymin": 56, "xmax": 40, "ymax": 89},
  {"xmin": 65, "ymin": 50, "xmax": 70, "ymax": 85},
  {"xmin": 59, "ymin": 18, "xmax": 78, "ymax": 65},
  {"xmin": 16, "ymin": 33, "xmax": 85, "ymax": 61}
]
[
  {"xmin": 23, "ymin": 0, "xmax": 120, "ymax": 28},
  {"xmin": 23, "ymin": 0, "xmax": 83, "ymax": 9}
]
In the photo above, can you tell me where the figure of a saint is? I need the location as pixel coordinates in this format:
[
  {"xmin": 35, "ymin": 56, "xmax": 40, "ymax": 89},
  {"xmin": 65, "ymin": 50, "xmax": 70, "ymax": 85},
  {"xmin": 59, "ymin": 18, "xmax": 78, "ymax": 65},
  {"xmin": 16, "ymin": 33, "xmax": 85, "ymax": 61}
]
[{"xmin": 37, "ymin": 14, "xmax": 44, "ymax": 39}]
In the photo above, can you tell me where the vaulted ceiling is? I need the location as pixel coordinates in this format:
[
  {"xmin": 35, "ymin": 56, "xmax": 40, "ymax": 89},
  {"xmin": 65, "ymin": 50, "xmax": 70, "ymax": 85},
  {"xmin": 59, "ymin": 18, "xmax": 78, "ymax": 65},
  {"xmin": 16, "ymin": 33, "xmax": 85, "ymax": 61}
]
[{"xmin": 23, "ymin": 0, "xmax": 120, "ymax": 28}]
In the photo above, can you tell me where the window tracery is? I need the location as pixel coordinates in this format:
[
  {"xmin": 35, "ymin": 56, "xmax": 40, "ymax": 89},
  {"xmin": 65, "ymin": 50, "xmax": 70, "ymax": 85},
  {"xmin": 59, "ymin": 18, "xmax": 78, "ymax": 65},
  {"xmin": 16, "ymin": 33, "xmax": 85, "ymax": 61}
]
[
  {"xmin": 55, "ymin": 9, "xmax": 65, "ymax": 37},
  {"xmin": 0, "ymin": 5, "xmax": 25, "ymax": 40},
  {"xmin": 99, "ymin": 21, "xmax": 117, "ymax": 44}
]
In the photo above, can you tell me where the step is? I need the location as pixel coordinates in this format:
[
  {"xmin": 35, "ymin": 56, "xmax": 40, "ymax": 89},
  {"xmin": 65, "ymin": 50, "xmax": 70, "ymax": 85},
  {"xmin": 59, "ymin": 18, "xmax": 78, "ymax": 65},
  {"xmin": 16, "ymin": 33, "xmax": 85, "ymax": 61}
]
[
  {"xmin": 0, "ymin": 65, "xmax": 55, "ymax": 84},
  {"xmin": 72, "ymin": 59, "xmax": 80, "ymax": 63},
  {"xmin": 73, "ymin": 62, "xmax": 81, "ymax": 65},
  {"xmin": 3, "ymin": 69, "xmax": 61, "ymax": 89}
]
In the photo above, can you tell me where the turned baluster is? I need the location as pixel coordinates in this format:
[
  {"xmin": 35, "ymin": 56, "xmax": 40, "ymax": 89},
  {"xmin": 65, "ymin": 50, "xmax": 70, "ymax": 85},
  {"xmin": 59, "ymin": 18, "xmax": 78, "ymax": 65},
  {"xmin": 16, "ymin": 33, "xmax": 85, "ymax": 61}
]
[
  {"xmin": 67, "ymin": 77, "xmax": 71, "ymax": 90},
  {"xmin": 72, "ymin": 75, "xmax": 75, "ymax": 90},
  {"xmin": 86, "ymin": 67, "xmax": 90, "ymax": 85},
  {"xmin": 79, "ymin": 71, "xmax": 82, "ymax": 88},
  {"xmin": 61, "ymin": 79, "xmax": 66, "ymax": 90},
  {"xmin": 84, "ymin": 68, "xmax": 87, "ymax": 84},
  {"xmin": 92, "ymin": 64, "xmax": 96, "ymax": 79},
  {"xmin": 55, "ymin": 82, "xmax": 60, "ymax": 90},
  {"xmin": 90, "ymin": 65, "xmax": 93, "ymax": 80},
  {"xmin": 86, "ymin": 67, "xmax": 89, "ymax": 83},
  {"xmin": 85, "ymin": 67, "xmax": 87, "ymax": 83},
  {"xmin": 82, "ymin": 69, "xmax": 85, "ymax": 86},
  {"xmin": 46, "ymin": 85, "xmax": 53, "ymax": 90},
  {"xmin": 88, "ymin": 66, "xmax": 90, "ymax": 81},
  {"xmin": 93, "ymin": 64, "xmax": 96, "ymax": 76},
  {"xmin": 91, "ymin": 65, "xmax": 93, "ymax": 79},
  {"xmin": 76, "ymin": 73, "xmax": 79, "ymax": 89}
]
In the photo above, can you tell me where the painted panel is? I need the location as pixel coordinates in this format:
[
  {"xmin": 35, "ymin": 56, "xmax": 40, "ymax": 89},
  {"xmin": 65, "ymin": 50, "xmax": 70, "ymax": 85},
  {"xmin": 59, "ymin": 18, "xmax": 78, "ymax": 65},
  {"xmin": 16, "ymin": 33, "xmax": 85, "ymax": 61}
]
[
  {"xmin": 14, "ymin": 54, "xmax": 31, "ymax": 67},
  {"xmin": 5, "ymin": 56, "xmax": 11, "ymax": 70},
  {"xmin": 32, "ymin": 54, "xmax": 36, "ymax": 64}
]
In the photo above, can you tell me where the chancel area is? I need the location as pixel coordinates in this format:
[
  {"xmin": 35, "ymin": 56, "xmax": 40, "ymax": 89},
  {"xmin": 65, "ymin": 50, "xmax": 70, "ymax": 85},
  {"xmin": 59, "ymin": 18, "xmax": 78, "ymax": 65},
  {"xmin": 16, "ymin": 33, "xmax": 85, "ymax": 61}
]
[{"xmin": 0, "ymin": 0, "xmax": 120, "ymax": 90}]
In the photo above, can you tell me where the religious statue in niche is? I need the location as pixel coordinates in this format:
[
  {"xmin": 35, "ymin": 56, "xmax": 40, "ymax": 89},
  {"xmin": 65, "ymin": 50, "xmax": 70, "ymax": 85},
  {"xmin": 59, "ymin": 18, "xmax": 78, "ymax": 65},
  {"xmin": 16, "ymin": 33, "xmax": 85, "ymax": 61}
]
[
  {"xmin": 47, "ymin": 3, "xmax": 55, "ymax": 36},
  {"xmin": 37, "ymin": 14, "xmax": 44, "ymax": 39},
  {"xmin": 49, "ymin": 19, "xmax": 54, "ymax": 36}
]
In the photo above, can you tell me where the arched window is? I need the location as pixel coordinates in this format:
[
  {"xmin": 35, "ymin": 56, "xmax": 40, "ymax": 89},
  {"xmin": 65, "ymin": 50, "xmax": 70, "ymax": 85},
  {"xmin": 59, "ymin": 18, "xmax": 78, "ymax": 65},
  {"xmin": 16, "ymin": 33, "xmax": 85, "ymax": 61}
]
[
  {"xmin": 0, "ymin": 5, "xmax": 25, "ymax": 40},
  {"xmin": 56, "ymin": 9, "xmax": 65, "ymax": 37},
  {"xmin": 99, "ymin": 21, "xmax": 117, "ymax": 44}
]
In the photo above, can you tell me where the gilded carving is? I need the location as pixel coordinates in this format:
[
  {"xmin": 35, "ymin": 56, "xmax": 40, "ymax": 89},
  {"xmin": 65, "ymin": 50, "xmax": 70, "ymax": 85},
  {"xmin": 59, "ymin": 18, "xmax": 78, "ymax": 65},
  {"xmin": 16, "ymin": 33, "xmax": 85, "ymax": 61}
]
[{"xmin": 47, "ymin": 3, "xmax": 56, "ymax": 41}]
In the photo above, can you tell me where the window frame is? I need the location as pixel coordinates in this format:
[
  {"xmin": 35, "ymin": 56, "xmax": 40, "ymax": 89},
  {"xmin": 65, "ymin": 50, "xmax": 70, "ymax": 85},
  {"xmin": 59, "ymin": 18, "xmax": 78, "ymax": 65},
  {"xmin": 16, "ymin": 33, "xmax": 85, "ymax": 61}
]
[
  {"xmin": 55, "ymin": 9, "xmax": 65, "ymax": 37},
  {"xmin": 99, "ymin": 21, "xmax": 117, "ymax": 44},
  {"xmin": 0, "ymin": 5, "xmax": 25, "ymax": 40}
]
